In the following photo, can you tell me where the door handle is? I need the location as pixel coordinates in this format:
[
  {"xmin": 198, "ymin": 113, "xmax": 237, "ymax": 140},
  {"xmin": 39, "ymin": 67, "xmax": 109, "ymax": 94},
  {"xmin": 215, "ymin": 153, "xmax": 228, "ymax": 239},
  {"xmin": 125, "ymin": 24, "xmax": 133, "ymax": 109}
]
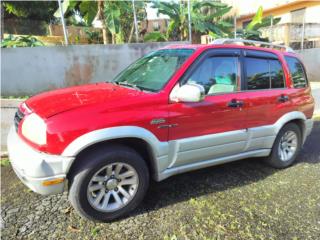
[
  {"xmin": 278, "ymin": 95, "xmax": 289, "ymax": 103},
  {"xmin": 228, "ymin": 99, "xmax": 244, "ymax": 108}
]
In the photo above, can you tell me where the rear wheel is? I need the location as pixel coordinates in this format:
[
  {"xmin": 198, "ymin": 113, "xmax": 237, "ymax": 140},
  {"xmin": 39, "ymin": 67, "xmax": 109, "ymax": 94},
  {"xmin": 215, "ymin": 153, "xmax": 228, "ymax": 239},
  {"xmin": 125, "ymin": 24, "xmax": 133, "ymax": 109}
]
[
  {"xmin": 68, "ymin": 145, "xmax": 149, "ymax": 222},
  {"xmin": 265, "ymin": 123, "xmax": 302, "ymax": 168}
]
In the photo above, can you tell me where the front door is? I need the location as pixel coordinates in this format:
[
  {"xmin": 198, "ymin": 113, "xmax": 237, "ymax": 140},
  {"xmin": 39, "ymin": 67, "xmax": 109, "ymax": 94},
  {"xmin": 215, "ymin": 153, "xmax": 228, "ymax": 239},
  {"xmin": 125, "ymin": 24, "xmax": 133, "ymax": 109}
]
[{"xmin": 167, "ymin": 49, "xmax": 248, "ymax": 167}]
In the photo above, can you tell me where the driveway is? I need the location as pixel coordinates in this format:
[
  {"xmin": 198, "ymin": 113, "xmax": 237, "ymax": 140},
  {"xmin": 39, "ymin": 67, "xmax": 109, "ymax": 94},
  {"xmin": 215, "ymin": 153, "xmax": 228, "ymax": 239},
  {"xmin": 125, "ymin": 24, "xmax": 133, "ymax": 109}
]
[{"xmin": 1, "ymin": 121, "xmax": 320, "ymax": 240}]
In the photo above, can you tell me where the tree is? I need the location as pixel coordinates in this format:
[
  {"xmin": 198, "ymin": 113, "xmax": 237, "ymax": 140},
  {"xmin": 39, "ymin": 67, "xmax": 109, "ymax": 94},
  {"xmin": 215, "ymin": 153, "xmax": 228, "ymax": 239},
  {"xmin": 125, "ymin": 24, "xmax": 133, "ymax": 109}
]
[
  {"xmin": 236, "ymin": 6, "xmax": 281, "ymax": 41},
  {"xmin": 59, "ymin": 0, "xmax": 147, "ymax": 44},
  {"xmin": 2, "ymin": 1, "xmax": 58, "ymax": 22},
  {"xmin": 97, "ymin": 1, "xmax": 108, "ymax": 44},
  {"xmin": 104, "ymin": 1, "xmax": 147, "ymax": 44},
  {"xmin": 151, "ymin": 0, "xmax": 233, "ymax": 42}
]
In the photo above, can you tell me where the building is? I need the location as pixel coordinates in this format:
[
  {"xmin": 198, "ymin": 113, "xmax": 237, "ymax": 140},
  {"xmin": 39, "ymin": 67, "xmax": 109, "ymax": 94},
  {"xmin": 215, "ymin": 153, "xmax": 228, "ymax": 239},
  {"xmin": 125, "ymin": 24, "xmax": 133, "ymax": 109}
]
[
  {"xmin": 223, "ymin": 0, "xmax": 320, "ymax": 49},
  {"xmin": 140, "ymin": 18, "xmax": 169, "ymax": 35}
]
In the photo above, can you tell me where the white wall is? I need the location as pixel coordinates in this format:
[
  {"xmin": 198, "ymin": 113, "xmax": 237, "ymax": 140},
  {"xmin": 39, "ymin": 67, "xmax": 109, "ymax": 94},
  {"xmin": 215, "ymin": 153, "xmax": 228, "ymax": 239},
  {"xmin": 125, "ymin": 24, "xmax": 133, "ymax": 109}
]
[
  {"xmin": 1, "ymin": 42, "xmax": 184, "ymax": 97},
  {"xmin": 296, "ymin": 48, "xmax": 320, "ymax": 83}
]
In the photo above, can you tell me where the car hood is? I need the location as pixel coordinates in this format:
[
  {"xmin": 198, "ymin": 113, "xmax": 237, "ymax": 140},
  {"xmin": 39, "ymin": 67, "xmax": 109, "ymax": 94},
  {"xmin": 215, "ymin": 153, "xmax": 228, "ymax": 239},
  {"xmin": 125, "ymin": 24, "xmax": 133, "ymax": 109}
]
[{"xmin": 25, "ymin": 83, "xmax": 146, "ymax": 118}]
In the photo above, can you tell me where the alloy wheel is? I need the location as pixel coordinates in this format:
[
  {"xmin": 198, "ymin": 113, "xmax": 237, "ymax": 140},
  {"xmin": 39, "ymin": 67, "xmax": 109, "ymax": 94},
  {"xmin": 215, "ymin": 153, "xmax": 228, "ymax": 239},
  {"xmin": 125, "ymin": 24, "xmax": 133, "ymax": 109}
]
[
  {"xmin": 87, "ymin": 162, "xmax": 139, "ymax": 212},
  {"xmin": 278, "ymin": 130, "xmax": 298, "ymax": 161}
]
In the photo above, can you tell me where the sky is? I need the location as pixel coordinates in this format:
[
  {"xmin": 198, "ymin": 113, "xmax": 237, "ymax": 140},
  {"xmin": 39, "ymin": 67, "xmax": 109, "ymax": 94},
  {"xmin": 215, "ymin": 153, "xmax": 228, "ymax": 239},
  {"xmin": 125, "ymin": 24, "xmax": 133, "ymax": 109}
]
[{"xmin": 146, "ymin": 3, "xmax": 170, "ymax": 20}]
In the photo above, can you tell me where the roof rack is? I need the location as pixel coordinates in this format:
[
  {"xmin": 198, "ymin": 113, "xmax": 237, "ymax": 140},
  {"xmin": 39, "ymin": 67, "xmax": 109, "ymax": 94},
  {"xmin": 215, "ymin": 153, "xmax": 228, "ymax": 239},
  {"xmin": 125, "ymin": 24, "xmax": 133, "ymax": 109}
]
[{"xmin": 211, "ymin": 38, "xmax": 295, "ymax": 53}]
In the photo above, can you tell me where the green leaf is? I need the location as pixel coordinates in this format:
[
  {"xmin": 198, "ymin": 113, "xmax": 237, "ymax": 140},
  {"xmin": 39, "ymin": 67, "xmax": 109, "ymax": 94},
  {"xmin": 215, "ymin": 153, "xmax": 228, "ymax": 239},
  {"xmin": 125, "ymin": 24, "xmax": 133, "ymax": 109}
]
[
  {"xmin": 144, "ymin": 32, "xmax": 167, "ymax": 42},
  {"xmin": 246, "ymin": 6, "xmax": 263, "ymax": 30},
  {"xmin": 80, "ymin": 1, "xmax": 97, "ymax": 24},
  {"xmin": 54, "ymin": 0, "xmax": 70, "ymax": 18}
]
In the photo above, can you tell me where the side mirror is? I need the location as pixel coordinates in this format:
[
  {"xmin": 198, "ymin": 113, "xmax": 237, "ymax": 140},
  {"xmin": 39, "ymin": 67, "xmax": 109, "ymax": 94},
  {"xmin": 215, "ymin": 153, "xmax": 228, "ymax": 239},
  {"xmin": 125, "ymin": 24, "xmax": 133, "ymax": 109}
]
[{"xmin": 172, "ymin": 83, "xmax": 205, "ymax": 103}]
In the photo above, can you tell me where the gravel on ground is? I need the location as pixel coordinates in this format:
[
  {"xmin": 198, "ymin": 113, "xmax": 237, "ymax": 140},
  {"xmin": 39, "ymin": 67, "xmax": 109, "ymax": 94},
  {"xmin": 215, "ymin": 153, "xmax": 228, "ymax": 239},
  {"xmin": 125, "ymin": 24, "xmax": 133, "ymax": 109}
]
[{"xmin": 1, "ymin": 122, "xmax": 320, "ymax": 240}]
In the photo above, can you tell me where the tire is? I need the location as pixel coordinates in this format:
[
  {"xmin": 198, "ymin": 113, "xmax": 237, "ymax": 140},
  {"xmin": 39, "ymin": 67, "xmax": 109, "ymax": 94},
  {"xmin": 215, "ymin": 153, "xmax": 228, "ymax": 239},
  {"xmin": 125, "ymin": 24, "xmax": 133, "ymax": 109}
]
[
  {"xmin": 68, "ymin": 145, "xmax": 149, "ymax": 222},
  {"xmin": 265, "ymin": 123, "xmax": 302, "ymax": 168}
]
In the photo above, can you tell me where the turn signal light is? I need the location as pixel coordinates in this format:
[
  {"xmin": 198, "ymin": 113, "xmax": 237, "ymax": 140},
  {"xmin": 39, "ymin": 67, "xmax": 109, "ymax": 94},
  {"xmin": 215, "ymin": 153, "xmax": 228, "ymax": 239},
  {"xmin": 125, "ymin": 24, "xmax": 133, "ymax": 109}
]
[{"xmin": 42, "ymin": 178, "xmax": 64, "ymax": 186}]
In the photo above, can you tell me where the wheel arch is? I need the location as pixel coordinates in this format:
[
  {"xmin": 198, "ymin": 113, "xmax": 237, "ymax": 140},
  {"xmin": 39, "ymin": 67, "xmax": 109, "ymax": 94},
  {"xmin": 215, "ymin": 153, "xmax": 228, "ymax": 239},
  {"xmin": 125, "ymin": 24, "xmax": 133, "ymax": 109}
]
[
  {"xmin": 62, "ymin": 126, "xmax": 169, "ymax": 180},
  {"xmin": 274, "ymin": 111, "xmax": 308, "ymax": 141},
  {"xmin": 67, "ymin": 138, "xmax": 157, "ymax": 180}
]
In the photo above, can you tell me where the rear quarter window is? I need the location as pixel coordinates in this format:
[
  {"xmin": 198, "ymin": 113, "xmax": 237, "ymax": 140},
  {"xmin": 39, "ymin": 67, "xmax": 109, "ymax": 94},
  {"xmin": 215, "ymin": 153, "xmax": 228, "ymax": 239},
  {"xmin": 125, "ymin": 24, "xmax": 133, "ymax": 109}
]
[{"xmin": 284, "ymin": 56, "xmax": 308, "ymax": 88}]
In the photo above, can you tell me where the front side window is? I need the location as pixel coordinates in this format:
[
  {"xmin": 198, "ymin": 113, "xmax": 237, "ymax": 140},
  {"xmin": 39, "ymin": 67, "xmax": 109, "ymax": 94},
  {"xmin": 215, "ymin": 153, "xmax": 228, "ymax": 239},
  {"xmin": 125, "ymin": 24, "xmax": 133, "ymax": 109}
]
[
  {"xmin": 186, "ymin": 56, "xmax": 239, "ymax": 95},
  {"xmin": 112, "ymin": 49, "xmax": 194, "ymax": 92},
  {"xmin": 245, "ymin": 57, "xmax": 285, "ymax": 90},
  {"xmin": 285, "ymin": 56, "xmax": 307, "ymax": 88}
]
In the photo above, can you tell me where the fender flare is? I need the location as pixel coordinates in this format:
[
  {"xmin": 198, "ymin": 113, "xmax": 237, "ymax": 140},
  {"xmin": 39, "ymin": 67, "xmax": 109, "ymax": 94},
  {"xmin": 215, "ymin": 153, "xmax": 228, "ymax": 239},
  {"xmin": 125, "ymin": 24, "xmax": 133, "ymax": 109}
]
[
  {"xmin": 61, "ymin": 126, "xmax": 168, "ymax": 174},
  {"xmin": 273, "ymin": 111, "xmax": 307, "ymax": 137}
]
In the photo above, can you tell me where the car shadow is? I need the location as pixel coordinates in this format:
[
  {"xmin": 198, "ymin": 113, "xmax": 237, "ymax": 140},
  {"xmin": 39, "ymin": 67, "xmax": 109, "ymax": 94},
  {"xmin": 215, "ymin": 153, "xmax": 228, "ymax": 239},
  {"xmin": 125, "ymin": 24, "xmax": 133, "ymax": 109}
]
[{"xmin": 128, "ymin": 121, "xmax": 320, "ymax": 218}]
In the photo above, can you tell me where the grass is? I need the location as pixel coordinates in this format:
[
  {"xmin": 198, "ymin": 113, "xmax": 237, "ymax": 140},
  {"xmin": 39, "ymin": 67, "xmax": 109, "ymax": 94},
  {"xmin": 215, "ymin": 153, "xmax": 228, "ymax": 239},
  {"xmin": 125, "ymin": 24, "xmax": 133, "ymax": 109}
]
[
  {"xmin": 0, "ymin": 158, "xmax": 10, "ymax": 167},
  {"xmin": 1, "ymin": 96, "xmax": 29, "ymax": 100},
  {"xmin": 90, "ymin": 226, "xmax": 101, "ymax": 237},
  {"xmin": 313, "ymin": 114, "xmax": 320, "ymax": 121}
]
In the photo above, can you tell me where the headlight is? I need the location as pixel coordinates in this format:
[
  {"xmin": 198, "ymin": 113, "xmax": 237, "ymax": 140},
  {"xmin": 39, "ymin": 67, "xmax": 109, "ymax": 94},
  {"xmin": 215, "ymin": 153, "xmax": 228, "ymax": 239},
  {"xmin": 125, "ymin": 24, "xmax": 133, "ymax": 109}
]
[{"xmin": 21, "ymin": 113, "xmax": 47, "ymax": 145}]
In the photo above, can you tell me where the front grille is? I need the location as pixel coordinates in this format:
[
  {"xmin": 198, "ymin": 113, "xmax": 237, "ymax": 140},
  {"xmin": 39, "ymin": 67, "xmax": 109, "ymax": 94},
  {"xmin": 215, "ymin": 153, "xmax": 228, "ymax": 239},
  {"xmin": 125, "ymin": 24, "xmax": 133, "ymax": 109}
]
[{"xmin": 14, "ymin": 108, "xmax": 24, "ymax": 132}]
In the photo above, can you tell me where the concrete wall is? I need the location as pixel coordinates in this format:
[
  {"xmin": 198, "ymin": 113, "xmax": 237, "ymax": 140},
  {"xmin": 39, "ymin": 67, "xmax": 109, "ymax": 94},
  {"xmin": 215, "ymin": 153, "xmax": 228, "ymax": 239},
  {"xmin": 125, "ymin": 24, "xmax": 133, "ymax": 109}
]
[
  {"xmin": 1, "ymin": 42, "xmax": 185, "ymax": 97},
  {"xmin": 1, "ymin": 44, "xmax": 319, "ymax": 97},
  {"xmin": 296, "ymin": 48, "xmax": 320, "ymax": 83}
]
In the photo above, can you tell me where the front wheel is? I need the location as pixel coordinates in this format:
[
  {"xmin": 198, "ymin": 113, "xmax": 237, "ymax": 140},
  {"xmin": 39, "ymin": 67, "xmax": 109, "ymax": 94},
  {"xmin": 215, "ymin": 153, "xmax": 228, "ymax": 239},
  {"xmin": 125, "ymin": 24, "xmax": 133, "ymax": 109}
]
[
  {"xmin": 265, "ymin": 123, "xmax": 302, "ymax": 168},
  {"xmin": 68, "ymin": 145, "xmax": 149, "ymax": 222}
]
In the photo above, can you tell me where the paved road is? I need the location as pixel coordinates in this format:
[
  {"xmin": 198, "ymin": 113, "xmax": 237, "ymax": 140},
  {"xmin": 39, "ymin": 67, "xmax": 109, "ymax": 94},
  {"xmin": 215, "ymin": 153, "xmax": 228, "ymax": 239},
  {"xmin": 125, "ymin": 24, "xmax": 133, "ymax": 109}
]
[{"xmin": 1, "ymin": 122, "xmax": 320, "ymax": 240}]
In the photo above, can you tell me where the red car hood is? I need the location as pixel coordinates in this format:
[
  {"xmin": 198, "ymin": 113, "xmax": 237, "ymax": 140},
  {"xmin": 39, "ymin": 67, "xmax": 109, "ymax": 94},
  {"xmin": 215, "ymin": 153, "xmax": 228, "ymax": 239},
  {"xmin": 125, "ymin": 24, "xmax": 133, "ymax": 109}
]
[{"xmin": 25, "ymin": 83, "xmax": 145, "ymax": 118}]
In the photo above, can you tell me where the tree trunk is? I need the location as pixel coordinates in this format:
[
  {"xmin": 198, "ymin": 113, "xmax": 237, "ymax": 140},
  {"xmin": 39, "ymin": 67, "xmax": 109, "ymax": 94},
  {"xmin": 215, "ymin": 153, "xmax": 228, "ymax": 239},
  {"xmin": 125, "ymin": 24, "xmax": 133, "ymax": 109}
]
[
  {"xmin": 128, "ymin": 24, "xmax": 135, "ymax": 43},
  {"xmin": 102, "ymin": 28, "xmax": 108, "ymax": 44},
  {"xmin": 97, "ymin": 0, "xmax": 108, "ymax": 44},
  {"xmin": 0, "ymin": 4, "xmax": 4, "ymax": 40}
]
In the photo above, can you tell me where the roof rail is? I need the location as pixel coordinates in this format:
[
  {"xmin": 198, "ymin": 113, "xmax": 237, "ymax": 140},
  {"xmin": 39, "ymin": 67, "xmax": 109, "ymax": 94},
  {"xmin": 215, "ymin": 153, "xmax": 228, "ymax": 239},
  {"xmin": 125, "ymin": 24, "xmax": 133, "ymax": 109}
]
[{"xmin": 211, "ymin": 38, "xmax": 295, "ymax": 53}]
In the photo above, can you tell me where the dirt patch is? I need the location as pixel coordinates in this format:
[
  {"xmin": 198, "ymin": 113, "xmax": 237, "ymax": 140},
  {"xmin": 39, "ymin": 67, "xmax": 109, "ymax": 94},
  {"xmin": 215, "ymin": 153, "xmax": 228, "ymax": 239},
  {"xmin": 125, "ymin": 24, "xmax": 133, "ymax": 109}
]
[{"xmin": 1, "ymin": 122, "xmax": 320, "ymax": 240}]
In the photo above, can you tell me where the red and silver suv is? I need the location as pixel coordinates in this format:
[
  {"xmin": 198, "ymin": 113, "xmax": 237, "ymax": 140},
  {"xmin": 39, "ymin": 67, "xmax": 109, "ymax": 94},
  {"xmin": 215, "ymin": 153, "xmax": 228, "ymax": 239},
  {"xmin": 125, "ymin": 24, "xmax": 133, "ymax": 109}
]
[{"xmin": 8, "ymin": 40, "xmax": 314, "ymax": 221}]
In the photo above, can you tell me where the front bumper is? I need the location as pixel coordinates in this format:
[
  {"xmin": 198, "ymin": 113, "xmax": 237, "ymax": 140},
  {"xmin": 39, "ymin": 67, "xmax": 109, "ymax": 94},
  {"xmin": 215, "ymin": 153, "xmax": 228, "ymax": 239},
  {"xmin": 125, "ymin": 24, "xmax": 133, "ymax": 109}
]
[{"xmin": 7, "ymin": 127, "xmax": 74, "ymax": 195}]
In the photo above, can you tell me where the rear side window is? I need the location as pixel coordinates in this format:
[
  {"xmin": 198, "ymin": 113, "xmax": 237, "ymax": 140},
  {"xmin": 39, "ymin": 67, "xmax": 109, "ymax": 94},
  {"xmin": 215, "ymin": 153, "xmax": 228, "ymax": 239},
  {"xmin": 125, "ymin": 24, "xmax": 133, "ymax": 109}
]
[
  {"xmin": 285, "ymin": 56, "xmax": 308, "ymax": 88},
  {"xmin": 246, "ymin": 58, "xmax": 270, "ymax": 90},
  {"xmin": 245, "ymin": 57, "xmax": 285, "ymax": 90},
  {"xmin": 270, "ymin": 60, "xmax": 285, "ymax": 88}
]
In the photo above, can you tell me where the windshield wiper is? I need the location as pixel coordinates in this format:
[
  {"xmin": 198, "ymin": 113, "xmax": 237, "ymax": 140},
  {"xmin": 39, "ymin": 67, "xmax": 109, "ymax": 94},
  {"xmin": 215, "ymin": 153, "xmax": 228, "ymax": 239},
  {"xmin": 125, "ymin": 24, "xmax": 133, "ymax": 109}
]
[{"xmin": 115, "ymin": 81, "xmax": 142, "ymax": 91}]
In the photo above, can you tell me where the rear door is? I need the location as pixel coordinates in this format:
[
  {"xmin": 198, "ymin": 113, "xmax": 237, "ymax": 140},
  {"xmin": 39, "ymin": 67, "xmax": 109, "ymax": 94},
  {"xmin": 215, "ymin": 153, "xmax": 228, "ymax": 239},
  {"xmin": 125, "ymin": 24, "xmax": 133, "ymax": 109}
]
[{"xmin": 243, "ymin": 50, "xmax": 289, "ymax": 129}]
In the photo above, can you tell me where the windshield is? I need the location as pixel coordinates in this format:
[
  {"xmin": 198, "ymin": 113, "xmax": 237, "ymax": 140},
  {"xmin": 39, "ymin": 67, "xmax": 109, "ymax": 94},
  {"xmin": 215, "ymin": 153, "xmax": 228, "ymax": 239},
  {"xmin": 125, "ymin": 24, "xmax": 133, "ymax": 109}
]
[{"xmin": 112, "ymin": 49, "xmax": 195, "ymax": 92}]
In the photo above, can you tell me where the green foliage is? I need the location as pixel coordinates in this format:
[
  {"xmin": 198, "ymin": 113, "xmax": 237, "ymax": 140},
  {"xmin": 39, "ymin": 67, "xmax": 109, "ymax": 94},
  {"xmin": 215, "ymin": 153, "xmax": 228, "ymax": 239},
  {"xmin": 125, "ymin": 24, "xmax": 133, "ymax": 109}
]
[
  {"xmin": 0, "ymin": 158, "xmax": 10, "ymax": 167},
  {"xmin": 236, "ymin": 6, "xmax": 281, "ymax": 41},
  {"xmin": 246, "ymin": 6, "xmax": 263, "ymax": 31},
  {"xmin": 90, "ymin": 226, "xmax": 101, "ymax": 237},
  {"xmin": 144, "ymin": 32, "xmax": 167, "ymax": 42},
  {"xmin": 79, "ymin": 1, "xmax": 97, "ymax": 25},
  {"xmin": 104, "ymin": 1, "xmax": 147, "ymax": 43},
  {"xmin": 54, "ymin": 1, "xmax": 97, "ymax": 26},
  {"xmin": 57, "ymin": 1, "xmax": 147, "ymax": 44},
  {"xmin": 2, "ymin": 1, "xmax": 58, "ymax": 22},
  {"xmin": 84, "ymin": 28, "xmax": 102, "ymax": 44},
  {"xmin": 152, "ymin": 0, "xmax": 232, "ymax": 42},
  {"xmin": 1, "ymin": 35, "xmax": 44, "ymax": 48}
]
